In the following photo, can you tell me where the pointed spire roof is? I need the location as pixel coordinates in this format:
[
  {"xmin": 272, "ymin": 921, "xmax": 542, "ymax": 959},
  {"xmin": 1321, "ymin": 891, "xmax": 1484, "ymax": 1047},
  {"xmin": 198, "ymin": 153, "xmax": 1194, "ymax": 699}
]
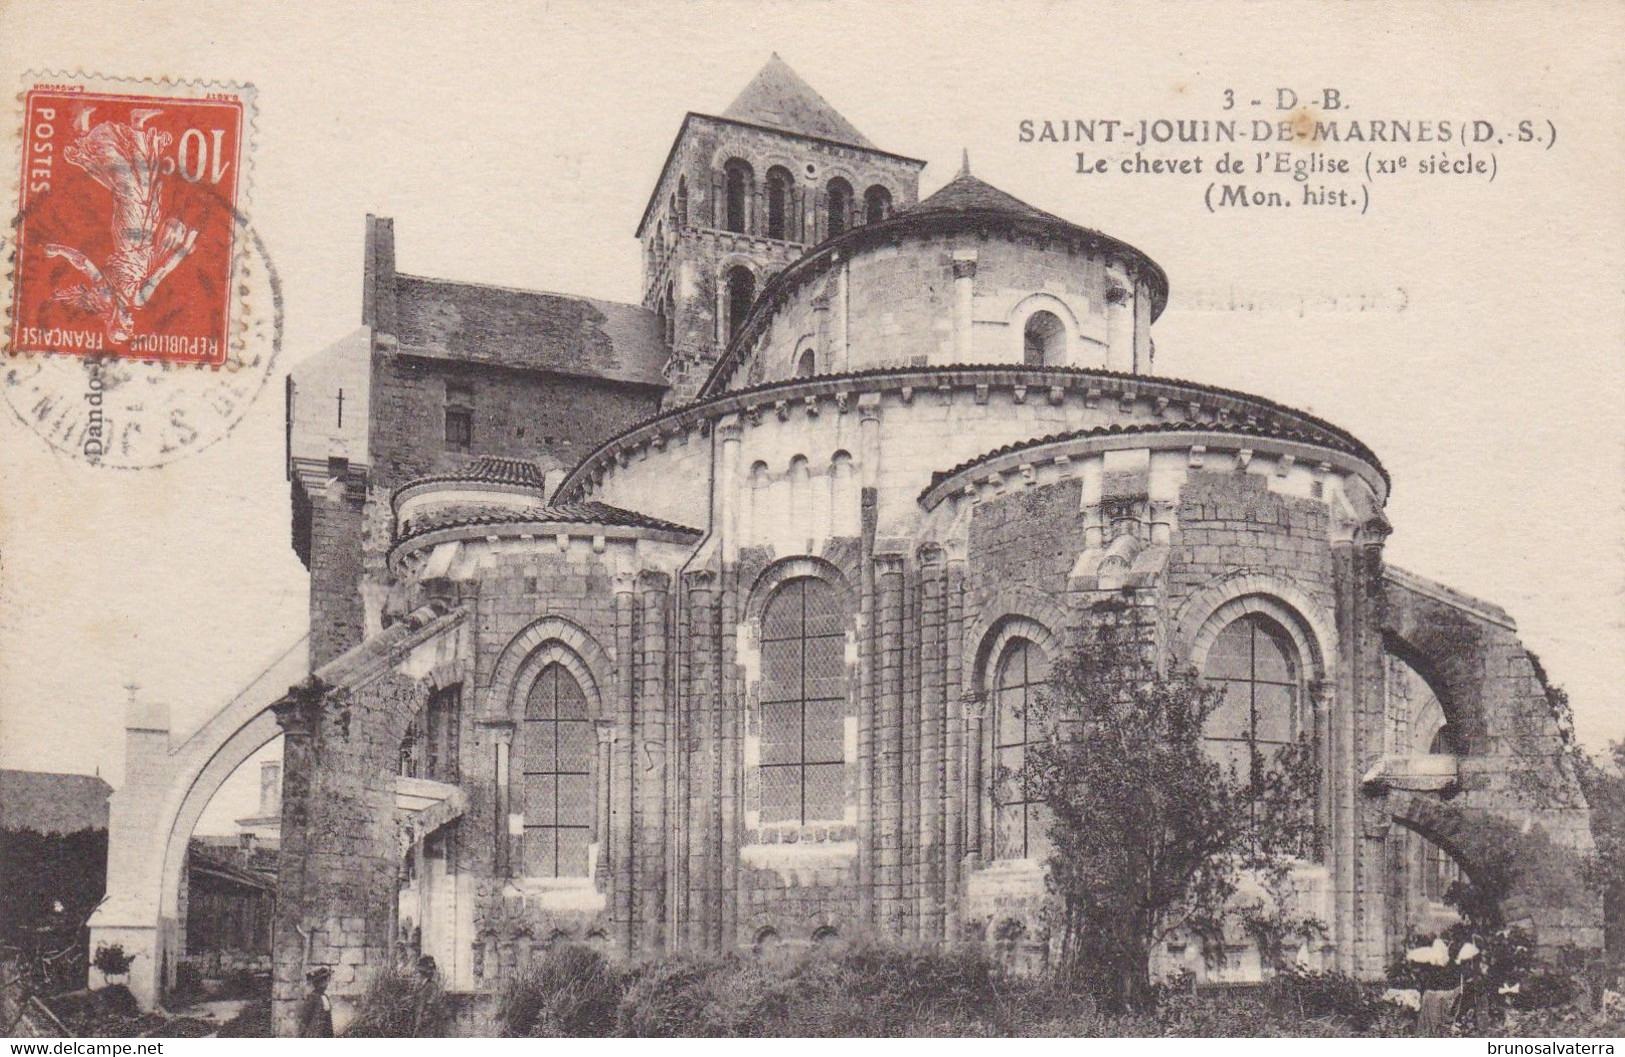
[{"xmin": 722, "ymin": 54, "xmax": 874, "ymax": 149}]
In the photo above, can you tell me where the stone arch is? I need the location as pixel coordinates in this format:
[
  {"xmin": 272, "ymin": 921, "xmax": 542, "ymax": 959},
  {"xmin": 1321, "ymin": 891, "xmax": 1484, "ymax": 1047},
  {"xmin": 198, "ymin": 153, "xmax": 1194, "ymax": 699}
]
[
  {"xmin": 962, "ymin": 587, "xmax": 1068, "ymax": 696},
  {"xmin": 1385, "ymin": 792, "xmax": 1500, "ymax": 902},
  {"xmin": 484, "ymin": 615, "xmax": 612, "ymax": 721},
  {"xmin": 744, "ymin": 555, "xmax": 858, "ymax": 625},
  {"xmin": 1174, "ymin": 573, "xmax": 1335, "ymax": 680},
  {"xmin": 1007, "ymin": 292, "xmax": 1084, "ymax": 367},
  {"xmin": 1383, "ymin": 629, "xmax": 1472, "ymax": 748},
  {"xmin": 91, "ymin": 637, "xmax": 310, "ymax": 1008}
]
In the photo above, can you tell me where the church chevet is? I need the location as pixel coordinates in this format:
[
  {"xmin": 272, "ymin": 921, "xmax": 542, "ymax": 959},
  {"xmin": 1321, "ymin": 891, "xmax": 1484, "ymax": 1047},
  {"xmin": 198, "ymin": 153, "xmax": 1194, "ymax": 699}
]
[{"xmin": 271, "ymin": 56, "xmax": 1600, "ymax": 1031}]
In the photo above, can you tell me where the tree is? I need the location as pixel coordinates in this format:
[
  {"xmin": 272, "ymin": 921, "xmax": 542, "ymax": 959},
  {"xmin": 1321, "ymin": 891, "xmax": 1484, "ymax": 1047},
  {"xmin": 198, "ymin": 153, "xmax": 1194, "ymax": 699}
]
[
  {"xmin": 1575, "ymin": 741, "xmax": 1625, "ymax": 957},
  {"xmin": 1019, "ymin": 607, "xmax": 1321, "ymax": 1011}
]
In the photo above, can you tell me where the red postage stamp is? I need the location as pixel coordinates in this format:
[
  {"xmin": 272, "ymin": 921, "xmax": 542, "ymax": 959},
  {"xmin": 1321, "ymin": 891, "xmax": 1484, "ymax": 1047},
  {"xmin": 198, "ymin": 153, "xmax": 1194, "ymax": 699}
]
[{"xmin": 9, "ymin": 81, "xmax": 250, "ymax": 366}]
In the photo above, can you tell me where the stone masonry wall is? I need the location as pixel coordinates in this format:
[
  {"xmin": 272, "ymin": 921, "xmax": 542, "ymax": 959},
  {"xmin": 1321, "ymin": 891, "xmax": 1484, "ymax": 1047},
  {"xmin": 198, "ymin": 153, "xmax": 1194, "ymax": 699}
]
[{"xmin": 369, "ymin": 352, "xmax": 660, "ymax": 487}]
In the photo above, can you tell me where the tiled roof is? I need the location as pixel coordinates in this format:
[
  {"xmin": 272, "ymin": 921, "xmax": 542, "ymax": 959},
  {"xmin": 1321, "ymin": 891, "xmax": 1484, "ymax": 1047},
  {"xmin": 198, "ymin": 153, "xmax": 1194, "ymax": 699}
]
[
  {"xmin": 558, "ymin": 364, "xmax": 1388, "ymax": 502},
  {"xmin": 906, "ymin": 169, "xmax": 1065, "ymax": 223},
  {"xmin": 722, "ymin": 54, "xmax": 874, "ymax": 149},
  {"xmin": 392, "ymin": 275, "xmax": 667, "ymax": 388},
  {"xmin": 925, "ymin": 419, "xmax": 1373, "ymax": 497},
  {"xmin": 412, "ymin": 455, "xmax": 549, "ymax": 491},
  {"xmin": 397, "ymin": 500, "xmax": 701, "ymax": 546},
  {"xmin": 0, "ymin": 770, "xmax": 111, "ymax": 834}
]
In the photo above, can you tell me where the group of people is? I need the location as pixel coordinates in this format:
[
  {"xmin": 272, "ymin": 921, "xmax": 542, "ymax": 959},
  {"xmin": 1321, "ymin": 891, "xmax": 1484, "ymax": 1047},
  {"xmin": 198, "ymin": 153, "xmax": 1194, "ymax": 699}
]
[{"xmin": 299, "ymin": 953, "xmax": 441, "ymax": 1037}]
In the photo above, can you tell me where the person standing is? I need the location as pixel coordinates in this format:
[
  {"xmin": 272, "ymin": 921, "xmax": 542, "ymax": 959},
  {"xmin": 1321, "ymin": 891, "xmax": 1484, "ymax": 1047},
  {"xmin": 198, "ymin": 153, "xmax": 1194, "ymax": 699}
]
[
  {"xmin": 299, "ymin": 966, "xmax": 334, "ymax": 1038},
  {"xmin": 410, "ymin": 955, "xmax": 443, "ymax": 1037}
]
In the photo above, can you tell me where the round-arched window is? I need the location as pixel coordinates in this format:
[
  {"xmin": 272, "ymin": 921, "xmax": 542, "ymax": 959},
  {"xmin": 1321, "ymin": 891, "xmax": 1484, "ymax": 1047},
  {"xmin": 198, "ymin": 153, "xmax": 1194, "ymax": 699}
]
[
  {"xmin": 826, "ymin": 178, "xmax": 853, "ymax": 238},
  {"xmin": 758, "ymin": 577, "xmax": 848, "ymax": 825},
  {"xmin": 992, "ymin": 638, "xmax": 1049, "ymax": 860},
  {"xmin": 766, "ymin": 166, "xmax": 794, "ymax": 240},
  {"xmin": 795, "ymin": 348, "xmax": 816, "ymax": 378},
  {"xmin": 1201, "ymin": 614, "xmax": 1300, "ymax": 789},
  {"xmin": 864, "ymin": 184, "xmax": 891, "ymax": 225},
  {"xmin": 1023, "ymin": 310, "xmax": 1066, "ymax": 367},
  {"xmin": 723, "ymin": 159, "xmax": 753, "ymax": 234}
]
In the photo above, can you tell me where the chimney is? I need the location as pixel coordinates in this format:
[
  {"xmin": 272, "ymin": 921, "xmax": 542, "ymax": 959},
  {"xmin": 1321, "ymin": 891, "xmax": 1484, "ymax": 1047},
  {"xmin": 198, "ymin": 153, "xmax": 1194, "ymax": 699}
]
[
  {"xmin": 362, "ymin": 214, "xmax": 397, "ymax": 332},
  {"xmin": 260, "ymin": 760, "xmax": 282, "ymax": 817}
]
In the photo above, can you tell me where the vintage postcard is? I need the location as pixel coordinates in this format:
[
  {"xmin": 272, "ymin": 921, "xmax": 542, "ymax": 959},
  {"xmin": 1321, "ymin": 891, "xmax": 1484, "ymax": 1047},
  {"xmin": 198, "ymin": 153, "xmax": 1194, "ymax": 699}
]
[{"xmin": 1, "ymin": 0, "xmax": 1621, "ymax": 1043}]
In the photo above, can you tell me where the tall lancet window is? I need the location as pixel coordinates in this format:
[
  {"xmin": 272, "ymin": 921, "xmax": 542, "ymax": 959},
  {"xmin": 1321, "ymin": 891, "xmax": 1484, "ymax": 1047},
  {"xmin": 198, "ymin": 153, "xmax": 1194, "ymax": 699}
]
[
  {"xmin": 992, "ymin": 639, "xmax": 1049, "ymax": 860},
  {"xmin": 517, "ymin": 664, "xmax": 594, "ymax": 878},
  {"xmin": 759, "ymin": 578, "xmax": 847, "ymax": 825}
]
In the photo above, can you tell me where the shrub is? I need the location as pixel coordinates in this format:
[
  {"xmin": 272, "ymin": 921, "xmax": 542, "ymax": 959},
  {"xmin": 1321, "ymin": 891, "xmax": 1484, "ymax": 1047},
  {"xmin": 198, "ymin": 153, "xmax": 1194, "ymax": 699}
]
[
  {"xmin": 1269, "ymin": 965, "xmax": 1382, "ymax": 1029},
  {"xmin": 343, "ymin": 967, "xmax": 448, "ymax": 1037},
  {"xmin": 498, "ymin": 944, "xmax": 626, "ymax": 1036},
  {"xmin": 91, "ymin": 944, "xmax": 131, "ymax": 980}
]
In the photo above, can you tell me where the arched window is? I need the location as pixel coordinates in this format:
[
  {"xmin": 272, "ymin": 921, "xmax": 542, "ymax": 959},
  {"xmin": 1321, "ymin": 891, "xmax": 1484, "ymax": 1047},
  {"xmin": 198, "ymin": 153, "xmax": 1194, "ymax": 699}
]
[
  {"xmin": 726, "ymin": 266, "xmax": 755, "ymax": 342},
  {"xmin": 826, "ymin": 178, "xmax": 852, "ymax": 238},
  {"xmin": 993, "ymin": 639, "xmax": 1049, "ymax": 860},
  {"xmin": 676, "ymin": 176, "xmax": 688, "ymax": 228},
  {"xmin": 795, "ymin": 347, "xmax": 816, "ymax": 378},
  {"xmin": 1202, "ymin": 614, "xmax": 1300, "ymax": 790},
  {"xmin": 1023, "ymin": 310, "xmax": 1065, "ymax": 367},
  {"xmin": 864, "ymin": 184, "xmax": 892, "ymax": 225},
  {"xmin": 517, "ymin": 664, "xmax": 594, "ymax": 878},
  {"xmin": 724, "ymin": 159, "xmax": 753, "ymax": 234},
  {"xmin": 758, "ymin": 577, "xmax": 847, "ymax": 825},
  {"xmin": 766, "ymin": 166, "xmax": 793, "ymax": 240}
]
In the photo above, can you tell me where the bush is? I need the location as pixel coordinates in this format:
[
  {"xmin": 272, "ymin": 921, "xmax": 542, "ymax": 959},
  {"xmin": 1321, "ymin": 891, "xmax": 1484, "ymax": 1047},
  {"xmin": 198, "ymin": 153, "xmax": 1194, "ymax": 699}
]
[
  {"xmin": 91, "ymin": 944, "xmax": 131, "ymax": 980},
  {"xmin": 498, "ymin": 944, "xmax": 626, "ymax": 1036},
  {"xmin": 343, "ymin": 968, "xmax": 448, "ymax": 1037},
  {"xmin": 1269, "ymin": 966, "xmax": 1383, "ymax": 1030}
]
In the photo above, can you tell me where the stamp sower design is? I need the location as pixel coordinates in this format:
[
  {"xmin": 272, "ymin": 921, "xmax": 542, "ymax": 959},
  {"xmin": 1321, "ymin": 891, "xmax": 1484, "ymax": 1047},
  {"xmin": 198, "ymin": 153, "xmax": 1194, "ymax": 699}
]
[{"xmin": 11, "ymin": 87, "xmax": 245, "ymax": 364}]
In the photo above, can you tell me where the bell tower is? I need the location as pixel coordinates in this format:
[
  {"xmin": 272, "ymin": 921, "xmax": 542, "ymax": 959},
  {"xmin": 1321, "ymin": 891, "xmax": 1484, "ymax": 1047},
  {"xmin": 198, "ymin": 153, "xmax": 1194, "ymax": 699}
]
[{"xmin": 635, "ymin": 54, "xmax": 927, "ymax": 406}]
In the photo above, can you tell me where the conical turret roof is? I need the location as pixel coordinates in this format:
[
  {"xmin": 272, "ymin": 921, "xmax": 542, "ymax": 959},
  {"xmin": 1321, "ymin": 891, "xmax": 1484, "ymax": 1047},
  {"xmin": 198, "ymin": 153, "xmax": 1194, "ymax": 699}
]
[
  {"xmin": 907, "ymin": 165, "xmax": 1065, "ymax": 224},
  {"xmin": 722, "ymin": 54, "xmax": 874, "ymax": 148}
]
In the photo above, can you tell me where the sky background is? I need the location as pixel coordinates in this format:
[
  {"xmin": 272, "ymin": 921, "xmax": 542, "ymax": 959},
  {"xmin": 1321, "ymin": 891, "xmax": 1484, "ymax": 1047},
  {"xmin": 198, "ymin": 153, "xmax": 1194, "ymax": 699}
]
[{"xmin": 0, "ymin": 1, "xmax": 1620, "ymax": 834}]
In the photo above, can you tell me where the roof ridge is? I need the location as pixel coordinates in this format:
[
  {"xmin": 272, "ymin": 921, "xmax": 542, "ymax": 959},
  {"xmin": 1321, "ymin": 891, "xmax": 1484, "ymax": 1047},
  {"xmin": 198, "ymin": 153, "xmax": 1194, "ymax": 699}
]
[{"xmin": 393, "ymin": 271, "xmax": 644, "ymax": 313}]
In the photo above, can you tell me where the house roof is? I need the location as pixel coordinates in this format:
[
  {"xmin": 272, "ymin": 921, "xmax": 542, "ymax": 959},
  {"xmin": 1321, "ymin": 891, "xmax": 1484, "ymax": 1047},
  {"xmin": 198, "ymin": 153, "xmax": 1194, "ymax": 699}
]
[
  {"xmin": 412, "ymin": 454, "xmax": 551, "ymax": 491},
  {"xmin": 0, "ymin": 770, "xmax": 111, "ymax": 834},
  {"xmin": 392, "ymin": 275, "xmax": 668, "ymax": 388},
  {"xmin": 721, "ymin": 54, "xmax": 874, "ymax": 149},
  {"xmin": 396, "ymin": 499, "xmax": 702, "ymax": 546},
  {"xmin": 188, "ymin": 841, "xmax": 276, "ymax": 893}
]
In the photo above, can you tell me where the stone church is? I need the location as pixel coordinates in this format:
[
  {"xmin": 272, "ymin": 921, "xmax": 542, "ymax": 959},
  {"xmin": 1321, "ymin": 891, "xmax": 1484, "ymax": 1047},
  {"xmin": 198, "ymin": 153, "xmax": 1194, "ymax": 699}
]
[{"xmin": 278, "ymin": 56, "xmax": 1600, "ymax": 1030}]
